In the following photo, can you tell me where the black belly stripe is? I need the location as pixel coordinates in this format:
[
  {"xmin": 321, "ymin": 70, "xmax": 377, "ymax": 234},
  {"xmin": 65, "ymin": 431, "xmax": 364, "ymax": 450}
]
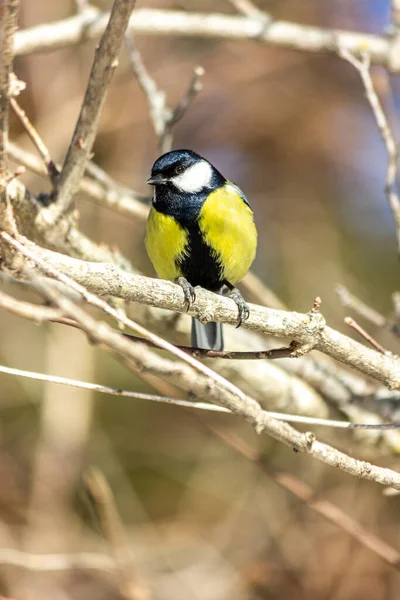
[{"xmin": 176, "ymin": 221, "xmax": 223, "ymax": 291}]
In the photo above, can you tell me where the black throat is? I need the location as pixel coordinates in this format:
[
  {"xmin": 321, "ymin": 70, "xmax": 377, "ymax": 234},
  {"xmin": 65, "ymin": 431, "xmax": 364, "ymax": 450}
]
[{"xmin": 152, "ymin": 185, "xmax": 208, "ymax": 228}]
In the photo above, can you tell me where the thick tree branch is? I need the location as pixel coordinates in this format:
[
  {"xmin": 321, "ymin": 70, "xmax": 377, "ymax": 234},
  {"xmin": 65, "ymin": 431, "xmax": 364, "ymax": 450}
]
[
  {"xmin": 13, "ymin": 9, "xmax": 394, "ymax": 70},
  {"xmin": 3, "ymin": 232, "xmax": 400, "ymax": 391},
  {"xmin": 39, "ymin": 0, "xmax": 136, "ymax": 229}
]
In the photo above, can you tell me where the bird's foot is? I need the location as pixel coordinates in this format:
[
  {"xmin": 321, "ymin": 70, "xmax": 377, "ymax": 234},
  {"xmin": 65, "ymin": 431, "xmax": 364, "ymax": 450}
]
[
  {"xmin": 176, "ymin": 277, "xmax": 196, "ymax": 312},
  {"xmin": 223, "ymin": 281, "xmax": 250, "ymax": 328}
]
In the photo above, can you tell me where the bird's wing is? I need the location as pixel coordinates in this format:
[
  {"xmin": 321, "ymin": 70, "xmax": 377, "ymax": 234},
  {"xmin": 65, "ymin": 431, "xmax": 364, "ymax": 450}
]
[
  {"xmin": 226, "ymin": 181, "xmax": 252, "ymax": 209},
  {"xmin": 199, "ymin": 184, "xmax": 257, "ymax": 285}
]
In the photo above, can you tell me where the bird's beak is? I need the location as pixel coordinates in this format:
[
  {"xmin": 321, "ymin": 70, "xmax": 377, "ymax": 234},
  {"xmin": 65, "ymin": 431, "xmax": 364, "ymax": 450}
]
[{"xmin": 147, "ymin": 174, "xmax": 168, "ymax": 185}]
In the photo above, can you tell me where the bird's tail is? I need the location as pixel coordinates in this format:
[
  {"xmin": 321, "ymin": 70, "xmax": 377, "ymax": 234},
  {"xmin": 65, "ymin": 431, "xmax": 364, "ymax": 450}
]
[{"xmin": 191, "ymin": 319, "xmax": 223, "ymax": 351}]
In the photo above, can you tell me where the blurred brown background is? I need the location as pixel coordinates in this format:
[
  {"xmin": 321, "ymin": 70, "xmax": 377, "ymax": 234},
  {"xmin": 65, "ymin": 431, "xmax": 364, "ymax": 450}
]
[{"xmin": 1, "ymin": 0, "xmax": 400, "ymax": 598}]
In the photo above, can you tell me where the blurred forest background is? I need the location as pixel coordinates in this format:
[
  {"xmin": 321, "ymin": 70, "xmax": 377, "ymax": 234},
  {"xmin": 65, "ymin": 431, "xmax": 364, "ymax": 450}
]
[{"xmin": 1, "ymin": 0, "xmax": 400, "ymax": 598}]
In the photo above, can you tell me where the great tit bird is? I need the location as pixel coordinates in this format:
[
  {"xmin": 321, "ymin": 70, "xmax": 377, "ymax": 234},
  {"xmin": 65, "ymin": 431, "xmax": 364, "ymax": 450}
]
[{"xmin": 145, "ymin": 149, "xmax": 257, "ymax": 351}]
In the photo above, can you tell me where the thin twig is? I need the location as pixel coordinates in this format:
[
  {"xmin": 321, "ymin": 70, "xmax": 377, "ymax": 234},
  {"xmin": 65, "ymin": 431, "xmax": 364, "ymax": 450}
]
[
  {"xmin": 125, "ymin": 33, "xmax": 167, "ymax": 139},
  {"xmin": 1, "ymin": 362, "xmax": 400, "ymax": 430},
  {"xmin": 345, "ymin": 316, "xmax": 388, "ymax": 354},
  {"xmin": 337, "ymin": 284, "xmax": 387, "ymax": 327},
  {"xmin": 85, "ymin": 468, "xmax": 152, "ymax": 600},
  {"xmin": 126, "ymin": 33, "xmax": 204, "ymax": 153},
  {"xmin": 43, "ymin": 0, "xmax": 136, "ymax": 226},
  {"xmin": 159, "ymin": 65, "xmax": 204, "ymax": 153},
  {"xmin": 10, "ymin": 97, "xmax": 59, "ymax": 182},
  {"xmin": 0, "ymin": 288, "xmax": 64, "ymax": 322},
  {"xmin": 338, "ymin": 284, "xmax": 400, "ymax": 338},
  {"xmin": 84, "ymin": 159, "xmax": 148, "ymax": 201},
  {"xmin": 120, "ymin": 334, "xmax": 304, "ymax": 360},
  {"xmin": 338, "ymin": 48, "xmax": 400, "ymax": 253},
  {"xmin": 227, "ymin": 0, "xmax": 263, "ymax": 17},
  {"xmin": 0, "ymin": 548, "xmax": 114, "ymax": 572}
]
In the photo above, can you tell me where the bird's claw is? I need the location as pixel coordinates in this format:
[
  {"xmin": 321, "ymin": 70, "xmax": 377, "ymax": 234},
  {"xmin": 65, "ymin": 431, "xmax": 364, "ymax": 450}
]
[
  {"xmin": 227, "ymin": 287, "xmax": 250, "ymax": 328},
  {"xmin": 176, "ymin": 277, "xmax": 196, "ymax": 312}
]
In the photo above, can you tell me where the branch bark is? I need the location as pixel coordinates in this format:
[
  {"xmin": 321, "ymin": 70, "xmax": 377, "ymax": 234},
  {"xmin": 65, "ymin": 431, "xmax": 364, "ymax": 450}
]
[
  {"xmin": 13, "ymin": 9, "xmax": 394, "ymax": 70},
  {"xmin": 39, "ymin": 0, "xmax": 136, "ymax": 229},
  {"xmin": 0, "ymin": 0, "xmax": 19, "ymax": 184}
]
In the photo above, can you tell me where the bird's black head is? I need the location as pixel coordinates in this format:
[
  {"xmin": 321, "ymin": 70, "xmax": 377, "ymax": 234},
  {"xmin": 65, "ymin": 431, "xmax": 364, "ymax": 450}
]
[{"xmin": 147, "ymin": 149, "xmax": 225, "ymax": 194}]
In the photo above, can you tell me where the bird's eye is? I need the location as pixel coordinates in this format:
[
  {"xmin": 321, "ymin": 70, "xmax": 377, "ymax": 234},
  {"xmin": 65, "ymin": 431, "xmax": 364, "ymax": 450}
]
[{"xmin": 175, "ymin": 165, "xmax": 184, "ymax": 175}]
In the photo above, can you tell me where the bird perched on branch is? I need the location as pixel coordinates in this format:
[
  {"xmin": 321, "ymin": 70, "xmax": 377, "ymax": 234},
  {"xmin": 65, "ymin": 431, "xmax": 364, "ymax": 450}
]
[{"xmin": 145, "ymin": 149, "xmax": 257, "ymax": 351}]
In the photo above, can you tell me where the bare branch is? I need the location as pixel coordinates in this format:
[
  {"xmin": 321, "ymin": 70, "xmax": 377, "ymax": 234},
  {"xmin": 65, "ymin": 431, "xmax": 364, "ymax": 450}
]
[
  {"xmin": 41, "ymin": 0, "xmax": 136, "ymax": 228},
  {"xmin": 338, "ymin": 48, "xmax": 400, "ymax": 253},
  {"xmin": 126, "ymin": 33, "xmax": 204, "ymax": 153},
  {"xmin": 159, "ymin": 65, "xmax": 204, "ymax": 153},
  {"xmin": 10, "ymin": 97, "xmax": 59, "ymax": 182},
  {"xmin": 0, "ymin": 0, "xmax": 20, "ymax": 184},
  {"xmin": 13, "ymin": 9, "xmax": 394, "ymax": 71},
  {"xmin": 125, "ymin": 34, "xmax": 167, "ymax": 139}
]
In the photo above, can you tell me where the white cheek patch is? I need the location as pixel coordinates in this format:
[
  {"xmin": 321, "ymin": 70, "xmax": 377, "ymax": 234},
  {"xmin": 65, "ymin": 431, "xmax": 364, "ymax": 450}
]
[{"xmin": 172, "ymin": 160, "xmax": 212, "ymax": 193}]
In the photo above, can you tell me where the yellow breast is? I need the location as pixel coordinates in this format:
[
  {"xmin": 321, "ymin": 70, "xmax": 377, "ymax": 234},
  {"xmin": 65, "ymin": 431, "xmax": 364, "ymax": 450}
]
[
  {"xmin": 145, "ymin": 207, "xmax": 188, "ymax": 280},
  {"xmin": 199, "ymin": 184, "xmax": 257, "ymax": 285}
]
